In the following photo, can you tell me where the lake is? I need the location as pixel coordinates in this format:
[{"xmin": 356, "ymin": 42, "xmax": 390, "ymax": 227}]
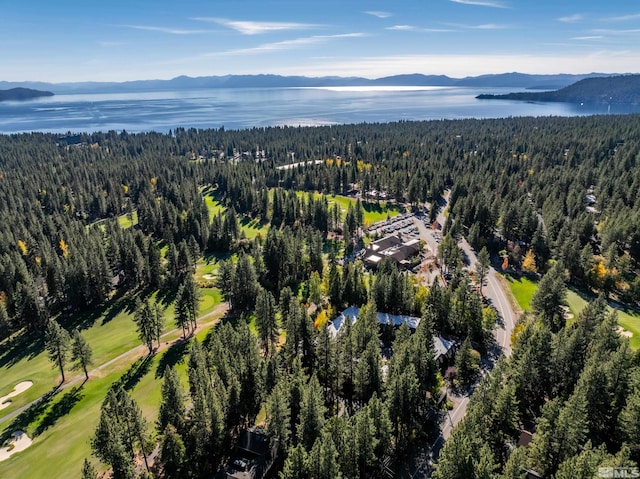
[{"xmin": 0, "ymin": 86, "xmax": 637, "ymax": 134}]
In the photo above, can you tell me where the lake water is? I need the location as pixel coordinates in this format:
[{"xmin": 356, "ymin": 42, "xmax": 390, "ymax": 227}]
[{"xmin": 0, "ymin": 86, "xmax": 637, "ymax": 134}]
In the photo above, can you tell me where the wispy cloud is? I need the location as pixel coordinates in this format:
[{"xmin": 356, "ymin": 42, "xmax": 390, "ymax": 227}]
[
  {"xmin": 206, "ymin": 33, "xmax": 367, "ymax": 56},
  {"xmin": 591, "ymin": 28, "xmax": 640, "ymax": 35},
  {"xmin": 604, "ymin": 13, "xmax": 640, "ymax": 22},
  {"xmin": 365, "ymin": 11, "xmax": 392, "ymax": 18},
  {"xmin": 449, "ymin": 0, "xmax": 508, "ymax": 8},
  {"xmin": 386, "ymin": 25, "xmax": 455, "ymax": 33},
  {"xmin": 123, "ymin": 25, "xmax": 212, "ymax": 35},
  {"xmin": 557, "ymin": 14, "xmax": 584, "ymax": 23},
  {"xmin": 444, "ymin": 22, "xmax": 510, "ymax": 30},
  {"xmin": 193, "ymin": 17, "xmax": 319, "ymax": 35},
  {"xmin": 571, "ymin": 35, "xmax": 604, "ymax": 41}
]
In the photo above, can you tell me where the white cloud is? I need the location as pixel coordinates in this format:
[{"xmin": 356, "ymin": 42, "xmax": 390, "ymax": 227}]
[
  {"xmin": 205, "ymin": 33, "xmax": 367, "ymax": 57},
  {"xmin": 365, "ymin": 11, "xmax": 392, "ymax": 18},
  {"xmin": 604, "ymin": 13, "xmax": 640, "ymax": 22},
  {"xmin": 571, "ymin": 36, "xmax": 604, "ymax": 41},
  {"xmin": 274, "ymin": 52, "xmax": 640, "ymax": 78},
  {"xmin": 444, "ymin": 22, "xmax": 510, "ymax": 30},
  {"xmin": 123, "ymin": 25, "xmax": 212, "ymax": 35},
  {"xmin": 386, "ymin": 25, "xmax": 455, "ymax": 33},
  {"xmin": 591, "ymin": 28, "xmax": 640, "ymax": 35},
  {"xmin": 387, "ymin": 25, "xmax": 416, "ymax": 31},
  {"xmin": 449, "ymin": 0, "xmax": 507, "ymax": 8},
  {"xmin": 193, "ymin": 17, "xmax": 319, "ymax": 35},
  {"xmin": 558, "ymin": 14, "xmax": 584, "ymax": 23}
]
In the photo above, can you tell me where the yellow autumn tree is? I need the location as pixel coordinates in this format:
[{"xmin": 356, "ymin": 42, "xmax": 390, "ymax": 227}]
[
  {"xmin": 17, "ymin": 240, "xmax": 27, "ymax": 256},
  {"xmin": 59, "ymin": 239, "xmax": 69, "ymax": 258},
  {"xmin": 522, "ymin": 250, "xmax": 537, "ymax": 274},
  {"xmin": 314, "ymin": 310, "xmax": 329, "ymax": 330},
  {"xmin": 590, "ymin": 260, "xmax": 607, "ymax": 289}
]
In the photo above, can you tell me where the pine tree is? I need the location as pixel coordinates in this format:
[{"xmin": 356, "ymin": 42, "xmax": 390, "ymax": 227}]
[
  {"xmin": 531, "ymin": 262, "xmax": 567, "ymax": 333},
  {"xmin": 133, "ymin": 299, "xmax": 156, "ymax": 354},
  {"xmin": 71, "ymin": 329, "xmax": 93, "ymax": 381},
  {"xmin": 158, "ymin": 366, "xmax": 186, "ymax": 433},
  {"xmin": 160, "ymin": 425, "xmax": 187, "ymax": 479},
  {"xmin": 45, "ymin": 319, "xmax": 71, "ymax": 384},
  {"xmin": 80, "ymin": 458, "xmax": 98, "ymax": 479},
  {"xmin": 455, "ymin": 336, "xmax": 477, "ymax": 387},
  {"xmin": 298, "ymin": 375, "xmax": 326, "ymax": 450},
  {"xmin": 254, "ymin": 286, "xmax": 278, "ymax": 357},
  {"xmin": 475, "ymin": 246, "xmax": 490, "ymax": 296}
]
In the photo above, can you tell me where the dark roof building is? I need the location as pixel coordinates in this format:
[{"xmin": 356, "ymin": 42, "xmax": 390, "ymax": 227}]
[
  {"xmin": 219, "ymin": 428, "xmax": 278, "ymax": 479},
  {"xmin": 363, "ymin": 235, "xmax": 420, "ymax": 268}
]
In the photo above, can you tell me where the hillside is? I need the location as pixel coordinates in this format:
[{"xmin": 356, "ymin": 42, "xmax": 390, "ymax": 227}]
[
  {"xmin": 0, "ymin": 72, "xmax": 615, "ymax": 94},
  {"xmin": 476, "ymin": 74, "xmax": 640, "ymax": 104},
  {"xmin": 0, "ymin": 87, "xmax": 53, "ymax": 101}
]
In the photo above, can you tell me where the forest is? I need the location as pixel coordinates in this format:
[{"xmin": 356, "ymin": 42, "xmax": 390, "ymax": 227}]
[{"xmin": 0, "ymin": 114, "xmax": 639, "ymax": 478}]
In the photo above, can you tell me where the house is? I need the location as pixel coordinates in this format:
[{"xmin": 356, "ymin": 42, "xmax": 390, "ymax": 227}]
[
  {"xmin": 329, "ymin": 307, "xmax": 455, "ymax": 367},
  {"xmin": 219, "ymin": 428, "xmax": 278, "ymax": 479}
]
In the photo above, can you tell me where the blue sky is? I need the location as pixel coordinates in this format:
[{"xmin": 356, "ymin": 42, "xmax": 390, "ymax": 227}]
[{"xmin": 1, "ymin": 0, "xmax": 640, "ymax": 82}]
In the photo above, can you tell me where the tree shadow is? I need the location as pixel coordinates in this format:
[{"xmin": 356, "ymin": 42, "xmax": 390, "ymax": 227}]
[
  {"xmin": 33, "ymin": 385, "xmax": 84, "ymax": 437},
  {"xmin": 114, "ymin": 355, "xmax": 154, "ymax": 392},
  {"xmin": 0, "ymin": 385, "xmax": 58, "ymax": 442},
  {"xmin": 155, "ymin": 340, "xmax": 191, "ymax": 379},
  {"xmin": 0, "ymin": 331, "xmax": 45, "ymax": 369}
]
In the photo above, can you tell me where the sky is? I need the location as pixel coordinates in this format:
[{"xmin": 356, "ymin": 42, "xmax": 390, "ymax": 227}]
[{"xmin": 1, "ymin": 0, "xmax": 640, "ymax": 82}]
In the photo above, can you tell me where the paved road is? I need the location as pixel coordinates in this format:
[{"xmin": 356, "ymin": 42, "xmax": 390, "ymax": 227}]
[{"xmin": 409, "ymin": 194, "xmax": 517, "ymax": 478}]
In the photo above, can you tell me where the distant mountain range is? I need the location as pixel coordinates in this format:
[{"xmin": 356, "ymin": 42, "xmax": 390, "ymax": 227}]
[
  {"xmin": 476, "ymin": 74, "xmax": 640, "ymax": 105},
  {"xmin": 0, "ymin": 72, "xmax": 625, "ymax": 95},
  {"xmin": 0, "ymin": 87, "xmax": 54, "ymax": 101}
]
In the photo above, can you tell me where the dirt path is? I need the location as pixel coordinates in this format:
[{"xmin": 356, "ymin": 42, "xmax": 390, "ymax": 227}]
[{"xmin": 0, "ymin": 302, "xmax": 229, "ymax": 425}]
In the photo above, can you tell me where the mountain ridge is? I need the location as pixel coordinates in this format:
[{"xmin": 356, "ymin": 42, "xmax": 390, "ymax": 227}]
[
  {"xmin": 0, "ymin": 72, "xmax": 624, "ymax": 95},
  {"xmin": 476, "ymin": 74, "xmax": 640, "ymax": 105},
  {"xmin": 0, "ymin": 87, "xmax": 54, "ymax": 102}
]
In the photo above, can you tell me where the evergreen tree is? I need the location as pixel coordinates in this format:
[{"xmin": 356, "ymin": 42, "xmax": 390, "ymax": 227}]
[
  {"xmin": 80, "ymin": 458, "xmax": 98, "ymax": 479},
  {"xmin": 160, "ymin": 424, "xmax": 187, "ymax": 479},
  {"xmin": 158, "ymin": 366, "xmax": 186, "ymax": 434},
  {"xmin": 254, "ymin": 286, "xmax": 278, "ymax": 357},
  {"xmin": 531, "ymin": 262, "xmax": 567, "ymax": 333},
  {"xmin": 455, "ymin": 336, "xmax": 477, "ymax": 387},
  {"xmin": 475, "ymin": 246, "xmax": 490, "ymax": 296},
  {"xmin": 71, "ymin": 329, "xmax": 93, "ymax": 381},
  {"xmin": 45, "ymin": 319, "xmax": 71, "ymax": 384}
]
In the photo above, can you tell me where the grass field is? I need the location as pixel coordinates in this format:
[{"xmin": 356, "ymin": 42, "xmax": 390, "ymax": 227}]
[
  {"xmin": 502, "ymin": 273, "xmax": 640, "ymax": 349},
  {"xmin": 117, "ymin": 210, "xmax": 138, "ymax": 229},
  {"xmin": 0, "ymin": 279, "xmax": 223, "ymax": 478},
  {"xmin": 503, "ymin": 274, "xmax": 538, "ymax": 312},
  {"xmin": 295, "ymin": 191, "xmax": 403, "ymax": 226},
  {"xmin": 0, "ymin": 319, "xmax": 218, "ymax": 479}
]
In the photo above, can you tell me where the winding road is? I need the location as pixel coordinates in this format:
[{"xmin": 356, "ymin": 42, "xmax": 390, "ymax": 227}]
[{"xmin": 410, "ymin": 194, "xmax": 518, "ymax": 477}]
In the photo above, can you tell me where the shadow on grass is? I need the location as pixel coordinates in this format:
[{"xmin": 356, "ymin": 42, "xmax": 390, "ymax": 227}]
[
  {"xmin": 114, "ymin": 355, "xmax": 154, "ymax": 392},
  {"xmin": 0, "ymin": 331, "xmax": 45, "ymax": 369},
  {"xmin": 0, "ymin": 385, "xmax": 58, "ymax": 442},
  {"xmin": 33, "ymin": 385, "xmax": 84, "ymax": 437},
  {"xmin": 155, "ymin": 340, "xmax": 191, "ymax": 379}
]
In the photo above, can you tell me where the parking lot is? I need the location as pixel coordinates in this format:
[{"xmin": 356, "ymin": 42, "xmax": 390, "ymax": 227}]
[{"xmin": 367, "ymin": 211, "xmax": 425, "ymax": 240}]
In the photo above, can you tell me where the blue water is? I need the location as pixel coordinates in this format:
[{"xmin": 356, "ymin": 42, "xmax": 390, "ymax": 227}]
[{"xmin": 0, "ymin": 86, "xmax": 637, "ymax": 133}]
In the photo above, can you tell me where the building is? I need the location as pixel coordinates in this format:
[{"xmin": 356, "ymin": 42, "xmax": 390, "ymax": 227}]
[
  {"xmin": 219, "ymin": 428, "xmax": 278, "ymax": 479},
  {"xmin": 362, "ymin": 235, "xmax": 420, "ymax": 268},
  {"xmin": 329, "ymin": 306, "xmax": 455, "ymax": 365}
]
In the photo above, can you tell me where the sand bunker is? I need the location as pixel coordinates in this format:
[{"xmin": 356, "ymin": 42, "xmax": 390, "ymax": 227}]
[
  {"xmin": 616, "ymin": 325, "xmax": 633, "ymax": 339},
  {"xmin": 0, "ymin": 381, "xmax": 33, "ymax": 410},
  {"xmin": 203, "ymin": 274, "xmax": 215, "ymax": 280},
  {"xmin": 0, "ymin": 431, "xmax": 33, "ymax": 461}
]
